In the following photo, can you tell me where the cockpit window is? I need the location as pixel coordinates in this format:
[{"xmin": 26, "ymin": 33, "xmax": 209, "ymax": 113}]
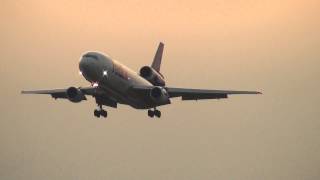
[{"xmin": 83, "ymin": 54, "xmax": 98, "ymax": 60}]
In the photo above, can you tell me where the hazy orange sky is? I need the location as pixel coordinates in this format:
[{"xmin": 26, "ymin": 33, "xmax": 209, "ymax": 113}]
[{"xmin": 1, "ymin": 0, "xmax": 320, "ymax": 179}]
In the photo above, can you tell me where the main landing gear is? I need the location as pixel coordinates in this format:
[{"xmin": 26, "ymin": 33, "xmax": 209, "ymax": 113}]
[
  {"xmin": 148, "ymin": 108, "xmax": 161, "ymax": 118},
  {"xmin": 94, "ymin": 104, "xmax": 107, "ymax": 118}
]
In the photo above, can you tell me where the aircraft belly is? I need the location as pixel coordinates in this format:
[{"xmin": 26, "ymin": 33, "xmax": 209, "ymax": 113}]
[{"xmin": 99, "ymin": 72, "xmax": 152, "ymax": 109}]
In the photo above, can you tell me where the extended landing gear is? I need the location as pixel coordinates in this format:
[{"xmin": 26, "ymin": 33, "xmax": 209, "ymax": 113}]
[
  {"xmin": 148, "ymin": 108, "xmax": 161, "ymax": 118},
  {"xmin": 94, "ymin": 105, "xmax": 108, "ymax": 118}
]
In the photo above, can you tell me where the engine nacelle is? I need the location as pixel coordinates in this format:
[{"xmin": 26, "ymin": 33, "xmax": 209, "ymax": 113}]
[
  {"xmin": 66, "ymin": 87, "xmax": 86, "ymax": 103},
  {"xmin": 140, "ymin": 66, "xmax": 165, "ymax": 86},
  {"xmin": 150, "ymin": 87, "xmax": 170, "ymax": 105}
]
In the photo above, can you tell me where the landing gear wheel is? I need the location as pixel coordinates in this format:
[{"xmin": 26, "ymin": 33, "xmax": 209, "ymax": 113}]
[
  {"xmin": 100, "ymin": 110, "xmax": 108, "ymax": 118},
  {"xmin": 94, "ymin": 110, "xmax": 100, "ymax": 118},
  {"xmin": 154, "ymin": 110, "xmax": 161, "ymax": 118},
  {"xmin": 148, "ymin": 110, "xmax": 155, "ymax": 118},
  {"xmin": 94, "ymin": 104, "xmax": 108, "ymax": 118}
]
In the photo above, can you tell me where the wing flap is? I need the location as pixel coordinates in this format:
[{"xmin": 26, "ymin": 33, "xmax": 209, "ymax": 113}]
[
  {"xmin": 181, "ymin": 93, "xmax": 228, "ymax": 100},
  {"xmin": 22, "ymin": 89, "xmax": 67, "ymax": 99},
  {"xmin": 166, "ymin": 87, "xmax": 261, "ymax": 100}
]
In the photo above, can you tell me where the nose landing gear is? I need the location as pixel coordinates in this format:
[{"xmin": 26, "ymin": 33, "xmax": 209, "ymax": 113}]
[
  {"xmin": 148, "ymin": 108, "xmax": 161, "ymax": 118},
  {"xmin": 94, "ymin": 104, "xmax": 108, "ymax": 118}
]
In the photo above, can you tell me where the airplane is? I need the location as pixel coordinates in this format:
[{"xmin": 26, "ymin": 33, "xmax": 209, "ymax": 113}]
[{"xmin": 22, "ymin": 42, "xmax": 261, "ymax": 118}]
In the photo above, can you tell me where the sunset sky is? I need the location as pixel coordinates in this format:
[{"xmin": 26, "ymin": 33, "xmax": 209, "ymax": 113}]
[{"xmin": 1, "ymin": 0, "xmax": 320, "ymax": 179}]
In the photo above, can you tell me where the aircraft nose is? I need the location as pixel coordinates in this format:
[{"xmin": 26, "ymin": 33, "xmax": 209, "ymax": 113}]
[
  {"xmin": 79, "ymin": 56, "xmax": 101, "ymax": 82},
  {"xmin": 79, "ymin": 53, "xmax": 99, "ymax": 71},
  {"xmin": 79, "ymin": 57, "xmax": 95, "ymax": 81},
  {"xmin": 79, "ymin": 57, "xmax": 89, "ymax": 71}
]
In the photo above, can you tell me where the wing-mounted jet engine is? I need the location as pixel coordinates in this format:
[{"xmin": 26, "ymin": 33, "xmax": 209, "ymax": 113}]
[
  {"xmin": 66, "ymin": 87, "xmax": 86, "ymax": 102},
  {"xmin": 149, "ymin": 86, "xmax": 170, "ymax": 105}
]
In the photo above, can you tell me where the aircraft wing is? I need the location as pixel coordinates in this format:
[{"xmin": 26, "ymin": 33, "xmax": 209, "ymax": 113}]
[
  {"xmin": 132, "ymin": 86, "xmax": 261, "ymax": 100},
  {"xmin": 166, "ymin": 87, "xmax": 261, "ymax": 100},
  {"xmin": 21, "ymin": 87, "xmax": 98, "ymax": 99}
]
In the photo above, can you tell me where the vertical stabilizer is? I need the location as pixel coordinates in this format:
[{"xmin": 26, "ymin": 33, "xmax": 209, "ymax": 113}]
[{"xmin": 151, "ymin": 42, "xmax": 164, "ymax": 72}]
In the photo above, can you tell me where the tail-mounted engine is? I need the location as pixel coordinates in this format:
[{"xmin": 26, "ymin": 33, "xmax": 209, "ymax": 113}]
[
  {"xmin": 149, "ymin": 86, "xmax": 170, "ymax": 105},
  {"xmin": 66, "ymin": 87, "xmax": 86, "ymax": 103},
  {"xmin": 140, "ymin": 66, "xmax": 165, "ymax": 86}
]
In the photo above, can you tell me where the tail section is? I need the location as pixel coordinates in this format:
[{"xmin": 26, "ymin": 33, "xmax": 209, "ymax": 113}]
[{"xmin": 151, "ymin": 42, "xmax": 164, "ymax": 72}]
